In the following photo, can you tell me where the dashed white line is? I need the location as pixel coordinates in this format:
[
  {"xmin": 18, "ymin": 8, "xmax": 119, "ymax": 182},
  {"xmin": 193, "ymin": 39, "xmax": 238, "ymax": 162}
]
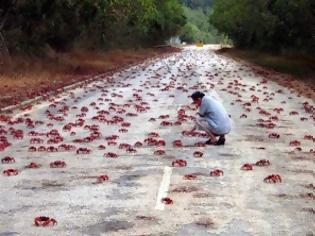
[{"xmin": 155, "ymin": 166, "xmax": 173, "ymax": 210}]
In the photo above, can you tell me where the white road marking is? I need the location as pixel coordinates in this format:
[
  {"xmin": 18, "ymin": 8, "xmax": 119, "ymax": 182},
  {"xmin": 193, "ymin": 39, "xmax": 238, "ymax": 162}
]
[{"xmin": 155, "ymin": 166, "xmax": 173, "ymax": 210}]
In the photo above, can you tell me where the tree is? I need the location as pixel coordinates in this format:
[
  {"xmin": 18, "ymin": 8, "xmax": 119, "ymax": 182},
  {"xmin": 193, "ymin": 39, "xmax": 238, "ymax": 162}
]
[
  {"xmin": 210, "ymin": 0, "xmax": 315, "ymax": 53},
  {"xmin": 0, "ymin": 0, "xmax": 187, "ymax": 53}
]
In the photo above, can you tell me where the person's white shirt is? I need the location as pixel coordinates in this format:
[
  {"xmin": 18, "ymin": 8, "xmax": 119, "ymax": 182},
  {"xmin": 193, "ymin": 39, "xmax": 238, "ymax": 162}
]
[{"xmin": 199, "ymin": 96, "xmax": 231, "ymax": 134}]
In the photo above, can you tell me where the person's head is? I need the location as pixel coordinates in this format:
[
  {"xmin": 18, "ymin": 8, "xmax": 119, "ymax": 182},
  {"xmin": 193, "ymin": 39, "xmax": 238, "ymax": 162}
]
[{"xmin": 191, "ymin": 91, "xmax": 205, "ymax": 107}]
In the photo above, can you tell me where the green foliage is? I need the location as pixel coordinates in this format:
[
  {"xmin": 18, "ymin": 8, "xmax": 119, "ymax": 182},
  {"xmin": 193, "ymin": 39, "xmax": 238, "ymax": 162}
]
[
  {"xmin": 210, "ymin": 0, "xmax": 315, "ymax": 53},
  {"xmin": 180, "ymin": 5, "xmax": 225, "ymax": 43},
  {"xmin": 1, "ymin": 0, "xmax": 186, "ymax": 53},
  {"xmin": 147, "ymin": 0, "xmax": 186, "ymax": 45}
]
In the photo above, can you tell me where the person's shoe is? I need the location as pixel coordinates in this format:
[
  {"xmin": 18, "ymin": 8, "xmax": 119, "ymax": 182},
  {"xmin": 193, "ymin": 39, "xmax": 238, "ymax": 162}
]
[
  {"xmin": 205, "ymin": 139, "xmax": 216, "ymax": 145},
  {"xmin": 215, "ymin": 137, "xmax": 225, "ymax": 146}
]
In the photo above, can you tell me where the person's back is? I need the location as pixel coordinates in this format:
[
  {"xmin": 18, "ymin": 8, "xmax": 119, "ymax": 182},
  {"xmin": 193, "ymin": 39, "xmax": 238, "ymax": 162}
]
[{"xmin": 200, "ymin": 96, "xmax": 231, "ymax": 135}]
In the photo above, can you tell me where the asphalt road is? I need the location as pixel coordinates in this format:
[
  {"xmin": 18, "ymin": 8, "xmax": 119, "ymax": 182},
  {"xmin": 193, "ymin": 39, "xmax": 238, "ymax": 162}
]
[{"xmin": 0, "ymin": 45, "xmax": 314, "ymax": 236}]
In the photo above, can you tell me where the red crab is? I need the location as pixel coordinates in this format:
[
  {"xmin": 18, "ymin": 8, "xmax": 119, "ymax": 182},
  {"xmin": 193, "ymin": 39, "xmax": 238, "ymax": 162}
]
[
  {"xmin": 270, "ymin": 116, "xmax": 278, "ymax": 121},
  {"xmin": 172, "ymin": 159, "xmax": 187, "ymax": 167},
  {"xmin": 251, "ymin": 95, "xmax": 259, "ymax": 103},
  {"xmin": 3, "ymin": 168, "xmax": 19, "ymax": 176},
  {"xmin": 263, "ymin": 174, "xmax": 282, "ymax": 183},
  {"xmin": 12, "ymin": 131, "xmax": 23, "ymax": 139},
  {"xmin": 126, "ymin": 147, "xmax": 137, "ymax": 153},
  {"xmin": 172, "ymin": 140, "xmax": 183, "ymax": 147},
  {"xmin": 119, "ymin": 128, "xmax": 128, "ymax": 133},
  {"xmin": 148, "ymin": 132, "xmax": 159, "ymax": 137},
  {"xmin": 173, "ymin": 121, "xmax": 182, "ymax": 126},
  {"xmin": 98, "ymin": 145, "xmax": 106, "ymax": 150},
  {"xmin": 154, "ymin": 150, "xmax": 165, "ymax": 155},
  {"xmin": 289, "ymin": 111, "xmax": 298, "ymax": 116},
  {"xmin": 265, "ymin": 122, "xmax": 276, "ymax": 129},
  {"xmin": 268, "ymin": 133, "xmax": 280, "ymax": 139},
  {"xmin": 58, "ymin": 144, "xmax": 76, "ymax": 152},
  {"xmin": 157, "ymin": 140, "xmax": 166, "ymax": 146},
  {"xmin": 210, "ymin": 169, "xmax": 224, "ymax": 176},
  {"xmin": 304, "ymin": 135, "xmax": 314, "ymax": 141},
  {"xmin": 160, "ymin": 121, "xmax": 173, "ymax": 126},
  {"xmin": 119, "ymin": 143, "xmax": 132, "ymax": 149},
  {"xmin": 76, "ymin": 148, "xmax": 91, "ymax": 154},
  {"xmin": 47, "ymin": 146, "xmax": 58, "ymax": 152},
  {"xmin": 273, "ymin": 108, "xmax": 284, "ymax": 113},
  {"xmin": 97, "ymin": 175, "xmax": 109, "ymax": 183},
  {"xmin": 50, "ymin": 161, "xmax": 66, "ymax": 168},
  {"xmin": 259, "ymin": 109, "xmax": 271, "ymax": 116},
  {"xmin": 105, "ymin": 135, "xmax": 119, "ymax": 141},
  {"xmin": 81, "ymin": 106, "xmax": 89, "ymax": 113},
  {"xmin": 126, "ymin": 113, "xmax": 137, "ymax": 117},
  {"xmin": 289, "ymin": 140, "xmax": 301, "ymax": 146},
  {"xmin": 161, "ymin": 197, "xmax": 173, "ymax": 205},
  {"xmin": 37, "ymin": 146, "xmax": 46, "ymax": 152},
  {"xmin": 184, "ymin": 174, "xmax": 197, "ymax": 180},
  {"xmin": 30, "ymin": 138, "xmax": 44, "ymax": 144},
  {"xmin": 193, "ymin": 151, "xmax": 203, "ymax": 158},
  {"xmin": 34, "ymin": 216, "xmax": 57, "ymax": 227},
  {"xmin": 1, "ymin": 156, "xmax": 15, "ymax": 164},
  {"xmin": 107, "ymin": 141, "xmax": 117, "ymax": 146},
  {"xmin": 47, "ymin": 137, "xmax": 64, "ymax": 144},
  {"xmin": 121, "ymin": 122, "xmax": 131, "ymax": 127},
  {"xmin": 159, "ymin": 115, "xmax": 170, "ymax": 119},
  {"xmin": 25, "ymin": 162, "xmax": 41, "ymax": 168},
  {"xmin": 255, "ymin": 159, "xmax": 270, "ymax": 166},
  {"xmin": 104, "ymin": 152, "xmax": 118, "ymax": 158},
  {"xmin": 241, "ymin": 163, "xmax": 253, "ymax": 171},
  {"xmin": 134, "ymin": 141, "xmax": 143, "ymax": 148},
  {"xmin": 28, "ymin": 146, "xmax": 37, "ymax": 152},
  {"xmin": 28, "ymin": 131, "xmax": 39, "ymax": 136}
]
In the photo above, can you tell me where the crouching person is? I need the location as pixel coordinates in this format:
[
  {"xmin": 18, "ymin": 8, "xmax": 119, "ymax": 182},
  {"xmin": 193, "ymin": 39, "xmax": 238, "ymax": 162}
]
[{"xmin": 190, "ymin": 91, "xmax": 231, "ymax": 145}]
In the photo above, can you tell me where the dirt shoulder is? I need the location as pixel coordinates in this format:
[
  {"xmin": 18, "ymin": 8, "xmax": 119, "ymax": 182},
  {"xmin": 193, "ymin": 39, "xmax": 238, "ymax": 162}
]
[
  {"xmin": 217, "ymin": 48, "xmax": 315, "ymax": 101},
  {"xmin": 0, "ymin": 47, "xmax": 181, "ymax": 110}
]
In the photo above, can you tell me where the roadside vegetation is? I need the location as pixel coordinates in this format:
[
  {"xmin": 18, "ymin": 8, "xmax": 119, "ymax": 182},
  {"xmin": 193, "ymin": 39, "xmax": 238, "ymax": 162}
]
[
  {"xmin": 218, "ymin": 48, "xmax": 315, "ymax": 78},
  {"xmin": 0, "ymin": 0, "xmax": 186, "ymax": 54},
  {"xmin": 210, "ymin": 0, "xmax": 315, "ymax": 78},
  {"xmin": 179, "ymin": 0, "xmax": 228, "ymax": 44},
  {"xmin": 0, "ymin": 0, "xmax": 185, "ymax": 109},
  {"xmin": 0, "ymin": 47, "xmax": 179, "ymax": 109}
]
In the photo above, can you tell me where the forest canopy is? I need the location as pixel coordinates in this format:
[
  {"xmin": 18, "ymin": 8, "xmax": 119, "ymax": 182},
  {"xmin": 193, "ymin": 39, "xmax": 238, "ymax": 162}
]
[
  {"xmin": 0, "ymin": 0, "xmax": 186, "ymax": 53},
  {"xmin": 210, "ymin": 0, "xmax": 315, "ymax": 54},
  {"xmin": 1, "ymin": 0, "xmax": 314, "ymax": 54},
  {"xmin": 179, "ymin": 0, "xmax": 227, "ymax": 44}
]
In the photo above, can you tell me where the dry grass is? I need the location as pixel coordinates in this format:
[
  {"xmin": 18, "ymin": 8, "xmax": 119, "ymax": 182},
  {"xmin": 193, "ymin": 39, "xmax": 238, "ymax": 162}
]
[
  {"xmin": 218, "ymin": 48, "xmax": 315, "ymax": 78},
  {"xmin": 0, "ymin": 47, "xmax": 180, "ymax": 109},
  {"xmin": 217, "ymin": 48, "xmax": 315, "ymax": 100}
]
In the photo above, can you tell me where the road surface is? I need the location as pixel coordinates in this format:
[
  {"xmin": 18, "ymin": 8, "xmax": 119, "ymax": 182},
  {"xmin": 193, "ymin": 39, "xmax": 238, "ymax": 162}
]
[{"xmin": 0, "ymin": 45, "xmax": 314, "ymax": 236}]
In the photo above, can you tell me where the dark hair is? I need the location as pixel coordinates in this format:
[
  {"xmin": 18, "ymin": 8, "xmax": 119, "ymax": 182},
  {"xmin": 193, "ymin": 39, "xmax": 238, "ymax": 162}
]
[{"xmin": 191, "ymin": 91, "xmax": 205, "ymax": 101}]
